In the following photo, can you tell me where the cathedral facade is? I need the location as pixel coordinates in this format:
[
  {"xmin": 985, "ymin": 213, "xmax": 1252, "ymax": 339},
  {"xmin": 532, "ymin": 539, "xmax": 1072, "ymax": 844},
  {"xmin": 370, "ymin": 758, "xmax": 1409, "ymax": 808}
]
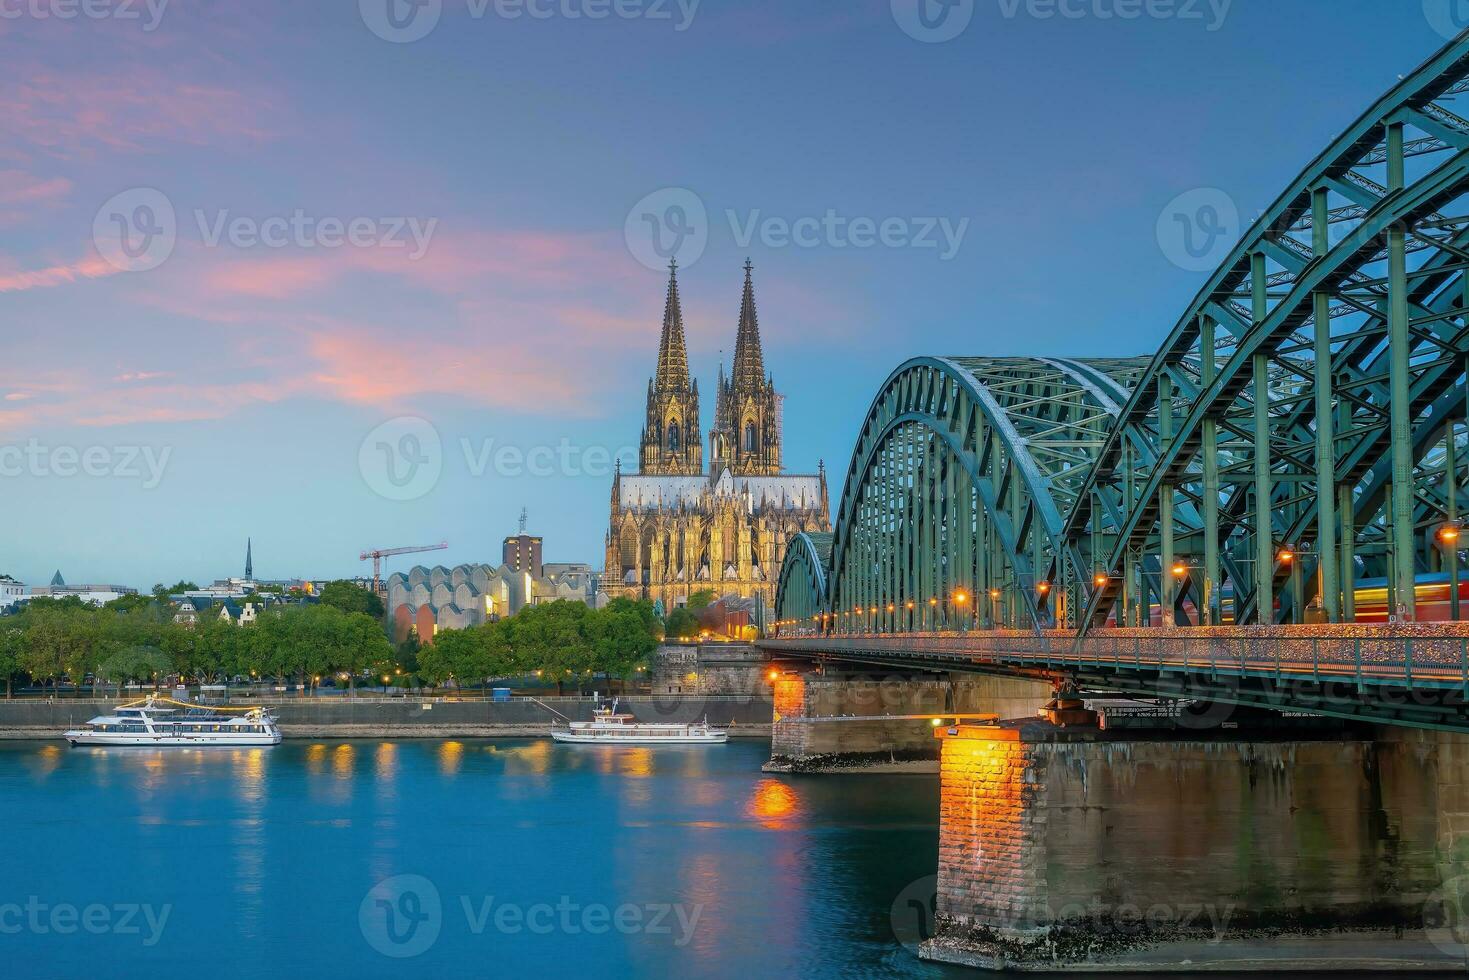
[{"xmin": 604, "ymin": 260, "xmax": 831, "ymax": 613}]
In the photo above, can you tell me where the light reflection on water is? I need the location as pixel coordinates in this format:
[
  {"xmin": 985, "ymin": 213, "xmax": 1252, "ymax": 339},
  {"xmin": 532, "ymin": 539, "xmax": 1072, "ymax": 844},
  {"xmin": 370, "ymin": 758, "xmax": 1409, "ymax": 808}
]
[{"xmin": 0, "ymin": 739, "xmax": 962, "ymax": 980}]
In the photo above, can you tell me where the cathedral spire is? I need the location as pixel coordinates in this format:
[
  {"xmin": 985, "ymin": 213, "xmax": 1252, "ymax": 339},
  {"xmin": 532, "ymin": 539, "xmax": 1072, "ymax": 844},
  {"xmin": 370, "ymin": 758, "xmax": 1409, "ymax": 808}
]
[
  {"xmin": 244, "ymin": 538, "xmax": 253, "ymax": 580},
  {"xmin": 655, "ymin": 259, "xmax": 690, "ymax": 390},
  {"xmin": 731, "ymin": 259, "xmax": 765, "ymax": 390}
]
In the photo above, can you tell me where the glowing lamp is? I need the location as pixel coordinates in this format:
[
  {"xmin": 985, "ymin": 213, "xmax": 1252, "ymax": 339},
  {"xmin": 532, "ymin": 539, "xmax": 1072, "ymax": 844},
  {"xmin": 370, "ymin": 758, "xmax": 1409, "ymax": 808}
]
[{"xmin": 1172, "ymin": 563, "xmax": 1188, "ymax": 578}]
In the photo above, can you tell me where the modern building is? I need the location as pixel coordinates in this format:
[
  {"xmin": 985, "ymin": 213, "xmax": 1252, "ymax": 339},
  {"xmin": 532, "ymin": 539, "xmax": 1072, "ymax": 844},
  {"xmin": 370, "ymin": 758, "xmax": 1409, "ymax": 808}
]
[
  {"xmin": 29, "ymin": 570, "xmax": 138, "ymax": 606},
  {"xmin": 386, "ymin": 552, "xmax": 606, "ymax": 645},
  {"xmin": 503, "ymin": 525, "xmax": 544, "ymax": 577},
  {"xmin": 604, "ymin": 261, "xmax": 831, "ymax": 611}
]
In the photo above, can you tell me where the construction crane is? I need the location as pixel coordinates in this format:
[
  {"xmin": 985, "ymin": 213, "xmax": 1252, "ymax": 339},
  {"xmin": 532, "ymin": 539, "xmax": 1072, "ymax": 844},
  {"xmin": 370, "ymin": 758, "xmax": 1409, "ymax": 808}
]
[{"xmin": 360, "ymin": 541, "xmax": 448, "ymax": 593}]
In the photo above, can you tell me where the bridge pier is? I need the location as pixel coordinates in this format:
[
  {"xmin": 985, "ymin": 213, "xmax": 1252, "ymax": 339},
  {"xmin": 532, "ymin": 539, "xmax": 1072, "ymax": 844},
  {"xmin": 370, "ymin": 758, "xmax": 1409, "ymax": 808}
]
[
  {"xmin": 920, "ymin": 719, "xmax": 1469, "ymax": 972},
  {"xmin": 764, "ymin": 671, "xmax": 1050, "ymax": 773}
]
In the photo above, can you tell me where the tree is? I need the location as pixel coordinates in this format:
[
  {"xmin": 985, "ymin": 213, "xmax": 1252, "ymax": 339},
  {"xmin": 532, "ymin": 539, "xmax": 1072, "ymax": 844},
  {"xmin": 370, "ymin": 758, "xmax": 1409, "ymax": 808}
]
[
  {"xmin": 319, "ymin": 580, "xmax": 385, "ymax": 619},
  {"xmin": 687, "ymin": 589, "xmax": 716, "ymax": 611},
  {"xmin": 154, "ymin": 581, "xmax": 198, "ymax": 597},
  {"xmin": 0, "ymin": 624, "xmax": 21, "ymax": 698},
  {"xmin": 588, "ymin": 598, "xmax": 660, "ymax": 692},
  {"xmin": 665, "ymin": 606, "xmax": 699, "ymax": 641}
]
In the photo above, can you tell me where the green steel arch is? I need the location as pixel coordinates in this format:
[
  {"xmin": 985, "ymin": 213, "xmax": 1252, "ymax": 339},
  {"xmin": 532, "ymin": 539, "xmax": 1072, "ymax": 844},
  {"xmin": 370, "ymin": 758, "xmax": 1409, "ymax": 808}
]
[
  {"xmin": 1061, "ymin": 30, "xmax": 1469, "ymax": 629},
  {"xmin": 775, "ymin": 531, "xmax": 833, "ymax": 626},
  {"xmin": 812, "ymin": 356, "xmax": 1148, "ymax": 633},
  {"xmin": 776, "ymin": 30, "xmax": 1469, "ymax": 636}
]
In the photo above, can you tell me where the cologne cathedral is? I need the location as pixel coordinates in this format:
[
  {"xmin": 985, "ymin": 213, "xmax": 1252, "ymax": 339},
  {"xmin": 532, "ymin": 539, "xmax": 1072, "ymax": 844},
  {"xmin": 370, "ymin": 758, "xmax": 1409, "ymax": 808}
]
[{"xmin": 604, "ymin": 260, "xmax": 831, "ymax": 612}]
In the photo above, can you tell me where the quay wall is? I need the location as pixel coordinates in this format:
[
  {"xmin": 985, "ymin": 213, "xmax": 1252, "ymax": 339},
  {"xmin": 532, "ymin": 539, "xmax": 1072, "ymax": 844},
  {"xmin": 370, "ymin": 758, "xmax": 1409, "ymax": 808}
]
[
  {"xmin": 652, "ymin": 642, "xmax": 770, "ymax": 696},
  {"xmin": 765, "ymin": 672, "xmax": 1051, "ymax": 772}
]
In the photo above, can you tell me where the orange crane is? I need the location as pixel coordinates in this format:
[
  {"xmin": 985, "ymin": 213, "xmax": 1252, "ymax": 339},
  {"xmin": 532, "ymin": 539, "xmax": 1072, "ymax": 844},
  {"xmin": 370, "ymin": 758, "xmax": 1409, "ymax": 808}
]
[{"xmin": 360, "ymin": 541, "xmax": 448, "ymax": 593}]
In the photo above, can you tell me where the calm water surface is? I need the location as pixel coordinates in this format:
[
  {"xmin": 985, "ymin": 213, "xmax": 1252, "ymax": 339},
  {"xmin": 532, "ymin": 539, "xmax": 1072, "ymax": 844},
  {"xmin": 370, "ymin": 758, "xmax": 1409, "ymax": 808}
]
[{"xmin": 0, "ymin": 738, "xmax": 970, "ymax": 978}]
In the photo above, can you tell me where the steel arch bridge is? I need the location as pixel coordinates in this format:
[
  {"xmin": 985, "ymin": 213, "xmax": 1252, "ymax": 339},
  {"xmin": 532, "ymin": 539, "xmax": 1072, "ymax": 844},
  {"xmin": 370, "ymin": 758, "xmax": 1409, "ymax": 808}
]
[{"xmin": 775, "ymin": 31, "xmax": 1469, "ymax": 639}]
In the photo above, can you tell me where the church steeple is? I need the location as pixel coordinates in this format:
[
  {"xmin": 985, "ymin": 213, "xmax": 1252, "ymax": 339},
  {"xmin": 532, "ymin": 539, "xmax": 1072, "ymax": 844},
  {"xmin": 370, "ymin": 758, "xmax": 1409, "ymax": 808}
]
[
  {"xmin": 717, "ymin": 260, "xmax": 782, "ymax": 476},
  {"xmin": 731, "ymin": 259, "xmax": 765, "ymax": 390},
  {"xmin": 640, "ymin": 261, "xmax": 703, "ymax": 476},
  {"xmin": 655, "ymin": 260, "xmax": 690, "ymax": 391},
  {"xmin": 245, "ymin": 538, "xmax": 253, "ymax": 580}
]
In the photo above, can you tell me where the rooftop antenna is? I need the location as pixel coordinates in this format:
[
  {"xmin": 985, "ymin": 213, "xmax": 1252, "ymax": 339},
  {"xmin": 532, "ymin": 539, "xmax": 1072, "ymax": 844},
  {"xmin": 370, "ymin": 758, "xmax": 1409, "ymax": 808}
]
[{"xmin": 519, "ymin": 507, "xmax": 528, "ymax": 535}]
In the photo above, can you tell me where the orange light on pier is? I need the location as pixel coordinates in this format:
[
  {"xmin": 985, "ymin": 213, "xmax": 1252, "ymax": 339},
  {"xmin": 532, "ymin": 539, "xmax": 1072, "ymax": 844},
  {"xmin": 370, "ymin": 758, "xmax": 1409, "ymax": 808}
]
[
  {"xmin": 1172, "ymin": 562, "xmax": 1188, "ymax": 578},
  {"xmin": 953, "ymin": 591, "xmax": 969, "ymax": 606}
]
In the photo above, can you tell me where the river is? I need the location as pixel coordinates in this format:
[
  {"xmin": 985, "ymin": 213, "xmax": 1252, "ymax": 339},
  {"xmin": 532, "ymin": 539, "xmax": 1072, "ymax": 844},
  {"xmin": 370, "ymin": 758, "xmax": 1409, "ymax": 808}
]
[{"xmin": 0, "ymin": 738, "xmax": 974, "ymax": 978}]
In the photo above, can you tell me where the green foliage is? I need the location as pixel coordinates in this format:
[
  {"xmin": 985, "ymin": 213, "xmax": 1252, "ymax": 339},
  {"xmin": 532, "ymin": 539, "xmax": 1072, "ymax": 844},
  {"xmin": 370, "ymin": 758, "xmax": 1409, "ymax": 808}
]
[
  {"xmin": 318, "ymin": 580, "xmax": 385, "ymax": 619},
  {"xmin": 686, "ymin": 589, "xmax": 716, "ymax": 611},
  {"xmin": 153, "ymin": 581, "xmax": 199, "ymax": 597},
  {"xmin": 0, "ymin": 596, "xmax": 396, "ymax": 693},
  {"xmin": 0, "ymin": 595, "xmax": 658, "ymax": 696},
  {"xmin": 665, "ymin": 606, "xmax": 700, "ymax": 640},
  {"xmin": 420, "ymin": 599, "xmax": 661, "ymax": 690}
]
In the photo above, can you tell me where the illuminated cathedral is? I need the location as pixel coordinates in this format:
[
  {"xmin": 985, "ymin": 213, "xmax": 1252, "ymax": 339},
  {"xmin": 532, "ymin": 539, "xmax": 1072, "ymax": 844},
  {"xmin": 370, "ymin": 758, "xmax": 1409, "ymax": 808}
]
[{"xmin": 604, "ymin": 260, "xmax": 831, "ymax": 613}]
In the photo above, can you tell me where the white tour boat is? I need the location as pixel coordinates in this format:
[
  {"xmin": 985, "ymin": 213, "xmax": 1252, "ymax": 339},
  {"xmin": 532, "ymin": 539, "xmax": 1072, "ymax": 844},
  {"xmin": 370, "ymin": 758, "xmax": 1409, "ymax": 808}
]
[
  {"xmin": 64, "ymin": 696, "xmax": 282, "ymax": 747},
  {"xmin": 550, "ymin": 699, "xmax": 728, "ymax": 744}
]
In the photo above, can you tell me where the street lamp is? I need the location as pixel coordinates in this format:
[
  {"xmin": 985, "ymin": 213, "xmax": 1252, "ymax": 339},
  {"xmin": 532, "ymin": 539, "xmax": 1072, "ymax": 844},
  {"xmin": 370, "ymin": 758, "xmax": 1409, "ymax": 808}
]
[
  {"xmin": 1036, "ymin": 580, "xmax": 1052, "ymax": 627},
  {"xmin": 1440, "ymin": 522, "xmax": 1463, "ymax": 620},
  {"xmin": 1278, "ymin": 545, "xmax": 1302, "ymax": 624},
  {"xmin": 953, "ymin": 590, "xmax": 970, "ymax": 632}
]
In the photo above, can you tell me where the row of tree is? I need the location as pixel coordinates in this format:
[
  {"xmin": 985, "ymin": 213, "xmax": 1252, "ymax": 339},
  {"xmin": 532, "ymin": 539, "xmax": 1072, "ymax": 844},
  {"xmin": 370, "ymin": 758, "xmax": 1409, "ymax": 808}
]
[
  {"xmin": 0, "ymin": 597, "xmax": 394, "ymax": 696},
  {"xmin": 0, "ymin": 588, "xmax": 665, "ymax": 696},
  {"xmin": 418, "ymin": 597, "xmax": 663, "ymax": 693}
]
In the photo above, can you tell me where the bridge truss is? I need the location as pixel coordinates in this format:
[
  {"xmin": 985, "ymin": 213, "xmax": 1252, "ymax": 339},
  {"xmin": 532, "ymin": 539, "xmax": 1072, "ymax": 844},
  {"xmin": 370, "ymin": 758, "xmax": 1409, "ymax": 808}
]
[{"xmin": 776, "ymin": 31, "xmax": 1469, "ymax": 635}]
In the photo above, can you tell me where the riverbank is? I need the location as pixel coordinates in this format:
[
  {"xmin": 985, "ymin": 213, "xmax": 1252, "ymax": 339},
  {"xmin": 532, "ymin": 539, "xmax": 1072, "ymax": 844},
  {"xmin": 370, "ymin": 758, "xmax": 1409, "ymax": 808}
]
[{"xmin": 0, "ymin": 695, "xmax": 774, "ymax": 740}]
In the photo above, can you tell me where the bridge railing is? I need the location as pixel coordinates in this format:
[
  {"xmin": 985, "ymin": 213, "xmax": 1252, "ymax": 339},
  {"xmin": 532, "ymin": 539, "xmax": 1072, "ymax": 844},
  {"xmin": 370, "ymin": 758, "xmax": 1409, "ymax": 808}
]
[{"xmin": 765, "ymin": 630, "xmax": 1469, "ymax": 690}]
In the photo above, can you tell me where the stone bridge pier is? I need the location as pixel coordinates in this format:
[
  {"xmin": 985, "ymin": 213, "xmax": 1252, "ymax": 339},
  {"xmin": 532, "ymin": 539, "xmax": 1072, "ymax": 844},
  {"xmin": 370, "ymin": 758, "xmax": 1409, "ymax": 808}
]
[
  {"xmin": 763, "ymin": 670, "xmax": 1051, "ymax": 773},
  {"xmin": 921, "ymin": 718, "xmax": 1469, "ymax": 972}
]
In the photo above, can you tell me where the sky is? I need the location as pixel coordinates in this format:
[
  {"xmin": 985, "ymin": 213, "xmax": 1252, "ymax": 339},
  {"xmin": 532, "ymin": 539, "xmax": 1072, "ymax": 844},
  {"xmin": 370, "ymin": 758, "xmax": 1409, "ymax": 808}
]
[{"xmin": 0, "ymin": 0, "xmax": 1457, "ymax": 588}]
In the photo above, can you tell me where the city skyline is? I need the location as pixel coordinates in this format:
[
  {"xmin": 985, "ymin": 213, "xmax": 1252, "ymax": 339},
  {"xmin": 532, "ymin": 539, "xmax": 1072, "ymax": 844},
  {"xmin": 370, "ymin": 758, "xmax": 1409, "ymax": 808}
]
[{"xmin": 0, "ymin": 0, "xmax": 1448, "ymax": 586}]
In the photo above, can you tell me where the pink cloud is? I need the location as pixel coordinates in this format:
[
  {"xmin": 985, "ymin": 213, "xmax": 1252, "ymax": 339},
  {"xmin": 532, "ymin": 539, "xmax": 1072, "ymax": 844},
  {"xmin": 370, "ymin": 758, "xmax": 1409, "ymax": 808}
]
[
  {"xmin": 2, "ymin": 69, "xmax": 274, "ymax": 161},
  {"xmin": 201, "ymin": 255, "xmax": 337, "ymax": 299},
  {"xmin": 0, "ymin": 255, "xmax": 118, "ymax": 293},
  {"xmin": 0, "ymin": 170, "xmax": 72, "ymax": 206}
]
